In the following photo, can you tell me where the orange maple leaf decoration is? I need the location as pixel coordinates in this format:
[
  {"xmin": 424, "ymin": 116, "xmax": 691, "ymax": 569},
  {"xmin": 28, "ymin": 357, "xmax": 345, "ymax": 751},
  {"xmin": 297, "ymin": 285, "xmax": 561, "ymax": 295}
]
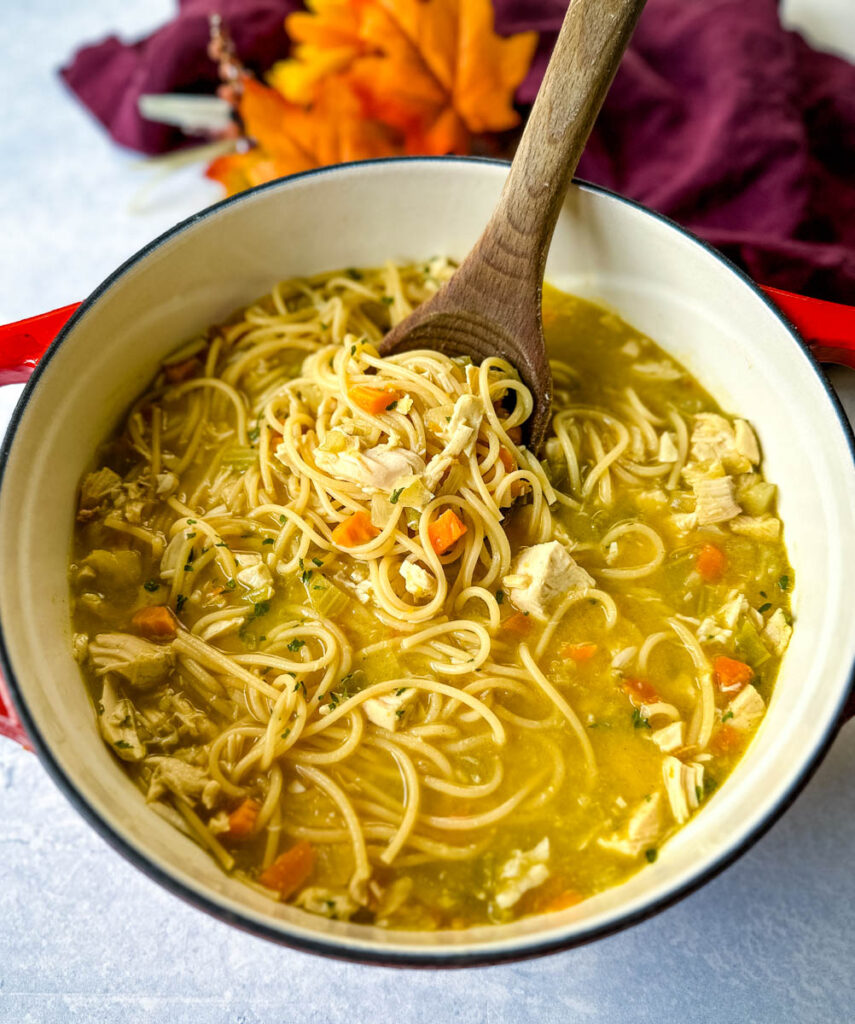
[{"xmin": 207, "ymin": 0, "xmax": 537, "ymax": 195}]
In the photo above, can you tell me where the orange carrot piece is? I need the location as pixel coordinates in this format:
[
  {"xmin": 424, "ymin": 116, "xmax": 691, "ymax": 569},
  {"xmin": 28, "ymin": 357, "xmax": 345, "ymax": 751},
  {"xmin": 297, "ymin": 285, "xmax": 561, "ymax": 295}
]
[
  {"xmin": 132, "ymin": 605, "xmax": 178, "ymax": 640},
  {"xmin": 560, "ymin": 642, "xmax": 598, "ymax": 662},
  {"xmin": 226, "ymin": 798, "xmax": 260, "ymax": 842},
  {"xmin": 498, "ymin": 446, "xmax": 515, "ymax": 472},
  {"xmin": 713, "ymin": 655, "xmax": 754, "ymax": 692},
  {"xmin": 348, "ymin": 385, "xmax": 404, "ymax": 415},
  {"xmin": 258, "ymin": 840, "xmax": 316, "ymax": 898},
  {"xmin": 163, "ymin": 357, "xmax": 199, "ymax": 384},
  {"xmin": 542, "ymin": 889, "xmax": 584, "ymax": 913},
  {"xmin": 503, "ymin": 611, "xmax": 533, "ymax": 635},
  {"xmin": 696, "ymin": 543, "xmax": 726, "ymax": 582},
  {"xmin": 711, "ymin": 724, "xmax": 743, "ymax": 754},
  {"xmin": 427, "ymin": 509, "xmax": 468, "ymax": 554},
  {"xmin": 623, "ymin": 677, "xmax": 659, "ymax": 704},
  {"xmin": 331, "ymin": 510, "xmax": 380, "ymax": 547}
]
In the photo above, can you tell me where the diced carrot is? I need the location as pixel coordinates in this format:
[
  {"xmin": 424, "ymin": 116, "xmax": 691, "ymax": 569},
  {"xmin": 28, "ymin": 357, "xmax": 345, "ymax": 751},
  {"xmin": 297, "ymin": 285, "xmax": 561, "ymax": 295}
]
[
  {"xmin": 225, "ymin": 798, "xmax": 260, "ymax": 842},
  {"xmin": 696, "ymin": 543, "xmax": 726, "ymax": 582},
  {"xmin": 132, "ymin": 605, "xmax": 178, "ymax": 640},
  {"xmin": 711, "ymin": 724, "xmax": 743, "ymax": 754},
  {"xmin": 258, "ymin": 840, "xmax": 316, "ymax": 898},
  {"xmin": 498, "ymin": 446, "xmax": 515, "ymax": 472},
  {"xmin": 427, "ymin": 509, "xmax": 468, "ymax": 555},
  {"xmin": 268, "ymin": 431, "xmax": 283, "ymax": 448},
  {"xmin": 713, "ymin": 655, "xmax": 754, "ymax": 692},
  {"xmin": 348, "ymin": 385, "xmax": 404, "ymax": 415},
  {"xmin": 503, "ymin": 611, "xmax": 533, "ymax": 635},
  {"xmin": 542, "ymin": 889, "xmax": 584, "ymax": 913},
  {"xmin": 623, "ymin": 677, "xmax": 659, "ymax": 704},
  {"xmin": 331, "ymin": 510, "xmax": 380, "ymax": 547},
  {"xmin": 560, "ymin": 642, "xmax": 598, "ymax": 662},
  {"xmin": 163, "ymin": 357, "xmax": 199, "ymax": 384}
]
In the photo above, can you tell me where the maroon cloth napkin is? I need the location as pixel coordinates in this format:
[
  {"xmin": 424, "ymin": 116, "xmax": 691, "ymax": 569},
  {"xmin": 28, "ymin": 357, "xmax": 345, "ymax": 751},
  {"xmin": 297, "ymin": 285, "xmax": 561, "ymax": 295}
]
[
  {"xmin": 497, "ymin": 0, "xmax": 855, "ymax": 303},
  {"xmin": 60, "ymin": 0, "xmax": 299, "ymax": 154},
  {"xmin": 62, "ymin": 0, "xmax": 855, "ymax": 302}
]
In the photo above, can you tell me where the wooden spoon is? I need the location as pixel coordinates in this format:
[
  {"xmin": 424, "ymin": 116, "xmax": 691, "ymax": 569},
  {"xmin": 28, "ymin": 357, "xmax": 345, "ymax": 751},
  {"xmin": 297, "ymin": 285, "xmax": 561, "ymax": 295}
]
[{"xmin": 379, "ymin": 0, "xmax": 647, "ymax": 451}]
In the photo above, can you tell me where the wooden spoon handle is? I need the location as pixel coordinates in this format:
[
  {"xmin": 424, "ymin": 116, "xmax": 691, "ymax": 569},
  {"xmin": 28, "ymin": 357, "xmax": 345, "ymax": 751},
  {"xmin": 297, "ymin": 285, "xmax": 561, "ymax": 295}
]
[{"xmin": 478, "ymin": 0, "xmax": 647, "ymax": 289}]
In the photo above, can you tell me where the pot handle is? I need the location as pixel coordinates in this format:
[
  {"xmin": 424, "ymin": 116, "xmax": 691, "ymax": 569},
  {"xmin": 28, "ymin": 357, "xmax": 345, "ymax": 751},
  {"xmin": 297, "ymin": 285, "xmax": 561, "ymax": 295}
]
[{"xmin": 1, "ymin": 289, "xmax": 854, "ymax": 746}]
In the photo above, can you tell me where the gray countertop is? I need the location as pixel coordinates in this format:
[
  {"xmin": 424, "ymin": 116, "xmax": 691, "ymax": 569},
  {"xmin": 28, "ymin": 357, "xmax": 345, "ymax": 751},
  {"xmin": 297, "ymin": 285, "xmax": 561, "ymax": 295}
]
[{"xmin": 1, "ymin": 2, "xmax": 853, "ymax": 1021}]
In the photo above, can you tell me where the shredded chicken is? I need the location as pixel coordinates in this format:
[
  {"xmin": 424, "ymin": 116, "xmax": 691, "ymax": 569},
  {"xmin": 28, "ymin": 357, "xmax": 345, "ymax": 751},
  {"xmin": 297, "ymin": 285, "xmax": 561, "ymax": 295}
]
[
  {"xmin": 295, "ymin": 887, "xmax": 360, "ymax": 920},
  {"xmin": 662, "ymin": 756, "xmax": 704, "ymax": 824},
  {"xmin": 98, "ymin": 676, "xmax": 146, "ymax": 761},
  {"xmin": 650, "ymin": 721, "xmax": 685, "ymax": 753},
  {"xmin": 399, "ymin": 559, "xmax": 435, "ymax": 600},
  {"xmin": 78, "ymin": 467, "xmax": 122, "ymax": 520},
  {"xmin": 506, "ymin": 541, "xmax": 593, "ymax": 620},
  {"xmin": 424, "ymin": 395, "xmax": 485, "ymax": 489},
  {"xmin": 690, "ymin": 413, "xmax": 759, "ymax": 472},
  {"xmin": 730, "ymin": 515, "xmax": 781, "ymax": 541},
  {"xmin": 763, "ymin": 608, "xmax": 792, "ymax": 656},
  {"xmin": 724, "ymin": 684, "xmax": 765, "ymax": 732},
  {"xmin": 146, "ymin": 756, "xmax": 221, "ymax": 809},
  {"xmin": 495, "ymin": 838, "xmax": 550, "ymax": 909},
  {"xmin": 599, "ymin": 794, "xmax": 663, "ymax": 859},
  {"xmin": 235, "ymin": 554, "xmax": 275, "ymax": 600},
  {"xmin": 363, "ymin": 688, "xmax": 417, "ymax": 731},
  {"xmin": 315, "ymin": 444, "xmax": 426, "ymax": 495},
  {"xmin": 692, "ymin": 476, "xmax": 742, "ymax": 525},
  {"xmin": 89, "ymin": 633, "xmax": 174, "ymax": 689},
  {"xmin": 657, "ymin": 432, "xmax": 679, "ymax": 463}
]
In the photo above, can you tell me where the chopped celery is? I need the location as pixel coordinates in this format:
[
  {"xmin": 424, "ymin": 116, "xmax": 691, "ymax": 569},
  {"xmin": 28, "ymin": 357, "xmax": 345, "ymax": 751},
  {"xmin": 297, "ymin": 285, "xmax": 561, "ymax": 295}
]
[
  {"xmin": 360, "ymin": 646, "xmax": 403, "ymax": 682},
  {"xmin": 305, "ymin": 575, "xmax": 350, "ymax": 618},
  {"xmin": 739, "ymin": 479, "xmax": 777, "ymax": 516},
  {"xmin": 736, "ymin": 619, "xmax": 770, "ymax": 667},
  {"xmin": 222, "ymin": 445, "xmax": 257, "ymax": 471}
]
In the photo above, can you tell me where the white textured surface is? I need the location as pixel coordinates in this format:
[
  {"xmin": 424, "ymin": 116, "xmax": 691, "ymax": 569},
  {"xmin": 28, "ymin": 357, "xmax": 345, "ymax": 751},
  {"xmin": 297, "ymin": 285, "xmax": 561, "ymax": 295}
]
[{"xmin": 1, "ymin": 2, "xmax": 853, "ymax": 1021}]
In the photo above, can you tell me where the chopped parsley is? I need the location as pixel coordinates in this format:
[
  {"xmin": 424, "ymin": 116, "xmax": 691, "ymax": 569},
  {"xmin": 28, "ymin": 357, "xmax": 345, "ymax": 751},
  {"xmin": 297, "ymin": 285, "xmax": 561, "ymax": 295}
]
[
  {"xmin": 385, "ymin": 399, "xmax": 398, "ymax": 411},
  {"xmin": 114, "ymin": 740, "xmax": 132, "ymax": 750},
  {"xmin": 645, "ymin": 849, "xmax": 658, "ymax": 863},
  {"xmin": 758, "ymin": 602, "xmax": 772, "ymax": 613},
  {"xmin": 778, "ymin": 574, "xmax": 791, "ymax": 591},
  {"xmin": 495, "ymin": 589, "xmax": 505, "ymax": 605},
  {"xmin": 288, "ymin": 638, "xmax": 307, "ymax": 652},
  {"xmin": 390, "ymin": 487, "xmax": 404, "ymax": 504},
  {"xmin": 721, "ymin": 710, "xmax": 734, "ymax": 723},
  {"xmin": 248, "ymin": 426, "xmax": 260, "ymax": 442},
  {"xmin": 293, "ymin": 680, "xmax": 307, "ymax": 695},
  {"xmin": 143, "ymin": 579, "xmax": 160, "ymax": 592},
  {"xmin": 279, "ymin": 514, "xmax": 287, "ymax": 525},
  {"xmin": 186, "ymin": 519, "xmax": 196, "ymax": 525},
  {"xmin": 253, "ymin": 601, "xmax": 270, "ymax": 619},
  {"xmin": 226, "ymin": 578, "xmax": 237, "ymax": 590},
  {"xmin": 346, "ymin": 268, "xmax": 363, "ymax": 280},
  {"xmin": 176, "ymin": 594, "xmax": 187, "ymax": 613},
  {"xmin": 396, "ymin": 708, "xmax": 405, "ymax": 719},
  {"xmin": 281, "ymin": 728, "xmax": 291, "ymax": 740},
  {"xmin": 631, "ymin": 707, "xmax": 650, "ymax": 729},
  {"xmin": 262, "ymin": 538, "xmax": 274, "ymax": 545},
  {"xmin": 301, "ymin": 569, "xmax": 313, "ymax": 584},
  {"xmin": 312, "ymin": 557, "xmax": 323, "ymax": 567},
  {"xmin": 215, "ymin": 541, "xmax": 228, "ymax": 548},
  {"xmin": 395, "ymin": 687, "xmax": 408, "ymax": 696},
  {"xmin": 381, "ymin": 295, "xmax": 394, "ymax": 305}
]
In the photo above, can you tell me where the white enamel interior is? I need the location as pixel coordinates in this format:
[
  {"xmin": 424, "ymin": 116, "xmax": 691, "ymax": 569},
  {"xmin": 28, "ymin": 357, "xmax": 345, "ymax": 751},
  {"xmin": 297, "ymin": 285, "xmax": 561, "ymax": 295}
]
[{"xmin": 2, "ymin": 159, "xmax": 854, "ymax": 963}]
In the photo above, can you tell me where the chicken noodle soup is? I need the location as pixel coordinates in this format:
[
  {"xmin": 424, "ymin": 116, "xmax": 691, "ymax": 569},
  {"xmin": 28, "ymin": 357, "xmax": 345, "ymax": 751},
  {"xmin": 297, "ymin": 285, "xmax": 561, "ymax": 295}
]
[{"xmin": 70, "ymin": 262, "xmax": 792, "ymax": 928}]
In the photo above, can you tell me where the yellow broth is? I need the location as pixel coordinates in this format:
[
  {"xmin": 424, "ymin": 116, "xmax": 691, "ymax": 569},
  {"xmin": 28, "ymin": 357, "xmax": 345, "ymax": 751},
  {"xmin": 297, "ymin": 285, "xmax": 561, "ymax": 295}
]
[{"xmin": 70, "ymin": 265, "xmax": 792, "ymax": 929}]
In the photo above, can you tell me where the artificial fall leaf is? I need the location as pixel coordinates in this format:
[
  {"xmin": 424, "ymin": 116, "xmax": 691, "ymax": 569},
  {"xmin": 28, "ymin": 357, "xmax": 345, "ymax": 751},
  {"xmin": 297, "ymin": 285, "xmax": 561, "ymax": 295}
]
[
  {"xmin": 206, "ymin": 76, "xmax": 400, "ymax": 195},
  {"xmin": 268, "ymin": 0, "xmax": 537, "ymax": 155}
]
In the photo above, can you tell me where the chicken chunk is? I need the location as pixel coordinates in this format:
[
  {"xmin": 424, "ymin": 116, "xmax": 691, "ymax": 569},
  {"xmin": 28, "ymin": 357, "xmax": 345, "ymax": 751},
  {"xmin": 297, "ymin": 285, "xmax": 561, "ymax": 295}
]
[
  {"xmin": 598, "ymin": 794, "xmax": 663, "ymax": 859},
  {"xmin": 363, "ymin": 688, "xmax": 418, "ymax": 731},
  {"xmin": 89, "ymin": 633, "xmax": 174, "ymax": 689},
  {"xmin": 692, "ymin": 476, "xmax": 741, "ymax": 525},
  {"xmin": 724, "ymin": 684, "xmax": 765, "ymax": 732},
  {"xmin": 423, "ymin": 395, "xmax": 485, "ymax": 489},
  {"xmin": 690, "ymin": 414, "xmax": 759, "ymax": 473},
  {"xmin": 494, "ymin": 838, "xmax": 550, "ymax": 910},
  {"xmin": 315, "ymin": 444, "xmax": 426, "ymax": 495},
  {"xmin": 657, "ymin": 432, "xmax": 679, "ymax": 463},
  {"xmin": 146, "ymin": 756, "xmax": 221, "ymax": 809},
  {"xmin": 729, "ymin": 515, "xmax": 781, "ymax": 541},
  {"xmin": 662, "ymin": 756, "xmax": 704, "ymax": 824},
  {"xmin": 399, "ymin": 560, "xmax": 436, "ymax": 600},
  {"xmin": 763, "ymin": 608, "xmax": 792, "ymax": 657},
  {"xmin": 650, "ymin": 721, "xmax": 685, "ymax": 753},
  {"xmin": 295, "ymin": 887, "xmax": 360, "ymax": 920},
  {"xmin": 98, "ymin": 676, "xmax": 146, "ymax": 761},
  {"xmin": 506, "ymin": 541, "xmax": 594, "ymax": 620},
  {"xmin": 78, "ymin": 467, "xmax": 122, "ymax": 520},
  {"xmin": 235, "ymin": 554, "xmax": 275, "ymax": 601}
]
